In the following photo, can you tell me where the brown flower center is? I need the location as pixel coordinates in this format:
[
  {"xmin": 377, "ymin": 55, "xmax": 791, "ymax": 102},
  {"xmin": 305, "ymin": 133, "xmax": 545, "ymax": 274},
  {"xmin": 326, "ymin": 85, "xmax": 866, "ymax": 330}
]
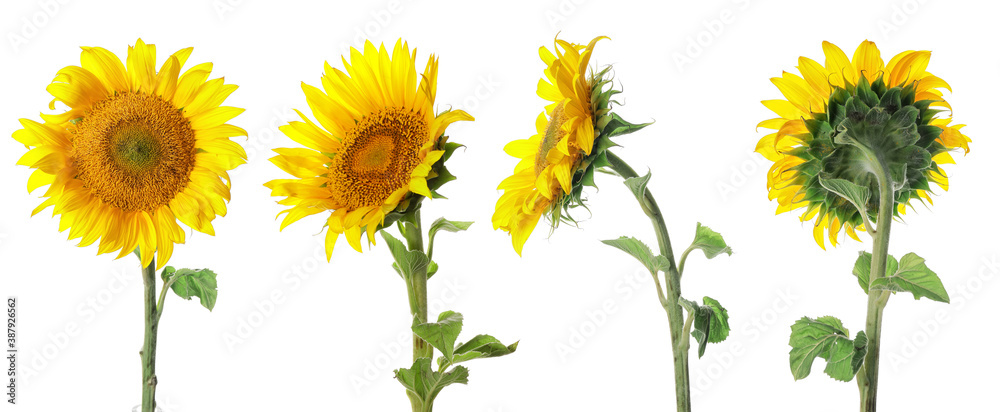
[
  {"xmin": 329, "ymin": 107, "xmax": 428, "ymax": 209},
  {"xmin": 71, "ymin": 92, "xmax": 196, "ymax": 212}
]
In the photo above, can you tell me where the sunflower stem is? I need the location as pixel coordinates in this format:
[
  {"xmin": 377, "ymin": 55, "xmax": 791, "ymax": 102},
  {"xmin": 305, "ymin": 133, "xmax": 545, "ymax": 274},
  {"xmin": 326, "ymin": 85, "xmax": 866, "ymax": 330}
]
[
  {"xmin": 858, "ymin": 156, "xmax": 894, "ymax": 412},
  {"xmin": 401, "ymin": 210, "xmax": 433, "ymax": 412},
  {"xmin": 678, "ymin": 246, "xmax": 695, "ymax": 279},
  {"xmin": 606, "ymin": 151, "xmax": 690, "ymax": 412},
  {"xmin": 139, "ymin": 255, "xmax": 159, "ymax": 412}
]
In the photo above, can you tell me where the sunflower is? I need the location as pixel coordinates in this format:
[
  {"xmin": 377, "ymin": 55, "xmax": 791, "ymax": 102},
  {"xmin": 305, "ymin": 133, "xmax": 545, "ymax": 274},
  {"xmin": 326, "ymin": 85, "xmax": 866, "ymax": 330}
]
[
  {"xmin": 756, "ymin": 40, "xmax": 970, "ymax": 249},
  {"xmin": 13, "ymin": 39, "xmax": 247, "ymax": 269},
  {"xmin": 265, "ymin": 40, "xmax": 473, "ymax": 259},
  {"xmin": 493, "ymin": 36, "xmax": 626, "ymax": 255}
]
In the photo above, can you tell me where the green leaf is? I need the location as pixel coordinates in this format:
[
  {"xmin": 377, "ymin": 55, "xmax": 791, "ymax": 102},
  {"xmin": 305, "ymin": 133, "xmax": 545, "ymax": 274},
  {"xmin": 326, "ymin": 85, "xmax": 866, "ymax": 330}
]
[
  {"xmin": 601, "ymin": 112, "xmax": 652, "ymax": 139},
  {"xmin": 688, "ymin": 223, "xmax": 733, "ymax": 259},
  {"xmin": 395, "ymin": 358, "xmax": 469, "ymax": 406},
  {"xmin": 853, "ymin": 252, "xmax": 872, "ymax": 294},
  {"xmin": 601, "ymin": 236, "xmax": 670, "ymax": 275},
  {"xmin": 818, "ymin": 176, "xmax": 871, "ymax": 219},
  {"xmin": 683, "ymin": 297, "xmax": 730, "ymax": 358},
  {"xmin": 380, "ymin": 231, "xmax": 430, "ymax": 279},
  {"xmin": 788, "ymin": 316, "xmax": 865, "ymax": 382},
  {"xmin": 851, "ymin": 331, "xmax": 868, "ymax": 375},
  {"xmin": 869, "ymin": 252, "xmax": 950, "ymax": 303},
  {"xmin": 162, "ymin": 267, "xmax": 218, "ymax": 311},
  {"xmin": 441, "ymin": 334, "xmax": 519, "ymax": 368},
  {"xmin": 623, "ymin": 171, "xmax": 651, "ymax": 203},
  {"xmin": 412, "ymin": 311, "xmax": 464, "ymax": 362},
  {"xmin": 427, "ymin": 261, "xmax": 439, "ymax": 278},
  {"xmin": 428, "ymin": 218, "xmax": 473, "ymax": 246}
]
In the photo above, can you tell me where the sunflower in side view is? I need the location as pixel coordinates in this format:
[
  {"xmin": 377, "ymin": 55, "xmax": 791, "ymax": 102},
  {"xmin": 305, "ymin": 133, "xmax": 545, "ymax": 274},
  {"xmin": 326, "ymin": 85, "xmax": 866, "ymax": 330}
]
[
  {"xmin": 756, "ymin": 40, "xmax": 970, "ymax": 249},
  {"xmin": 13, "ymin": 39, "xmax": 245, "ymax": 412},
  {"xmin": 758, "ymin": 41, "xmax": 967, "ymax": 412},
  {"xmin": 494, "ymin": 36, "xmax": 735, "ymax": 412},
  {"xmin": 493, "ymin": 36, "xmax": 621, "ymax": 255},
  {"xmin": 266, "ymin": 40, "xmax": 472, "ymax": 259}
]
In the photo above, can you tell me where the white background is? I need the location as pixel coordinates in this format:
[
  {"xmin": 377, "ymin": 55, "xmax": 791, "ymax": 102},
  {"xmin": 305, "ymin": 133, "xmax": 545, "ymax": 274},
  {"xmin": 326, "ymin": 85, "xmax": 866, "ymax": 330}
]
[{"xmin": 1, "ymin": 0, "xmax": 998, "ymax": 411}]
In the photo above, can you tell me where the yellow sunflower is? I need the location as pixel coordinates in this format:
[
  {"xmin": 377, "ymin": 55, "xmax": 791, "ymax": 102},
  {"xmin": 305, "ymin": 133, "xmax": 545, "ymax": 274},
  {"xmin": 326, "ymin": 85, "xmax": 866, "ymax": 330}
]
[
  {"xmin": 265, "ymin": 40, "xmax": 473, "ymax": 259},
  {"xmin": 14, "ymin": 39, "xmax": 247, "ymax": 269},
  {"xmin": 493, "ymin": 36, "xmax": 617, "ymax": 255},
  {"xmin": 756, "ymin": 40, "xmax": 970, "ymax": 249}
]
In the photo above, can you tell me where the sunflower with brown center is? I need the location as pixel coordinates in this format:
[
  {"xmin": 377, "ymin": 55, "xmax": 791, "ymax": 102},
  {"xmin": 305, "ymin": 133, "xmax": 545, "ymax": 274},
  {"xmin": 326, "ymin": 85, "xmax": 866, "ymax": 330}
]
[
  {"xmin": 265, "ymin": 40, "xmax": 473, "ymax": 259},
  {"xmin": 14, "ymin": 39, "xmax": 247, "ymax": 269}
]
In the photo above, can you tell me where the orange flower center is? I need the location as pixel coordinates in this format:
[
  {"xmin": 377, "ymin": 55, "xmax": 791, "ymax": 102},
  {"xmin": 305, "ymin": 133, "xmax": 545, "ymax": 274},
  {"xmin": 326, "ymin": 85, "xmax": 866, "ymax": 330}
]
[
  {"xmin": 329, "ymin": 107, "xmax": 427, "ymax": 209},
  {"xmin": 72, "ymin": 92, "xmax": 196, "ymax": 212}
]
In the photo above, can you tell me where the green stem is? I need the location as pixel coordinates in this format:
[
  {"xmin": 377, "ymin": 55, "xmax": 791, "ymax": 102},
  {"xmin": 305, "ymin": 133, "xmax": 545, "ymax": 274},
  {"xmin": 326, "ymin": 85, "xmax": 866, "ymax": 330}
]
[
  {"xmin": 401, "ymin": 210, "xmax": 432, "ymax": 412},
  {"xmin": 140, "ymin": 255, "xmax": 159, "ymax": 412},
  {"xmin": 858, "ymin": 157, "xmax": 894, "ymax": 412},
  {"xmin": 678, "ymin": 246, "xmax": 695, "ymax": 279},
  {"xmin": 606, "ymin": 151, "xmax": 690, "ymax": 412}
]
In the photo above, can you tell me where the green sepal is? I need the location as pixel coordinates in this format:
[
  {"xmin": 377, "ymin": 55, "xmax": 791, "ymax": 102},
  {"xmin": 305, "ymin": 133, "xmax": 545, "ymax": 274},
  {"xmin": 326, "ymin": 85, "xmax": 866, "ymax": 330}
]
[
  {"xmin": 160, "ymin": 267, "xmax": 218, "ymax": 311},
  {"xmin": 601, "ymin": 112, "xmax": 652, "ymax": 139}
]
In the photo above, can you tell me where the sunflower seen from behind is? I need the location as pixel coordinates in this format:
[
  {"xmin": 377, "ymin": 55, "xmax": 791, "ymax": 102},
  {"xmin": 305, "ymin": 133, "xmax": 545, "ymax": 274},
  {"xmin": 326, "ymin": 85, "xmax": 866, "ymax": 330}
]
[
  {"xmin": 12, "ymin": 39, "xmax": 245, "ymax": 412},
  {"xmin": 756, "ymin": 40, "xmax": 970, "ymax": 249},
  {"xmin": 756, "ymin": 41, "xmax": 965, "ymax": 411},
  {"xmin": 265, "ymin": 40, "xmax": 517, "ymax": 412}
]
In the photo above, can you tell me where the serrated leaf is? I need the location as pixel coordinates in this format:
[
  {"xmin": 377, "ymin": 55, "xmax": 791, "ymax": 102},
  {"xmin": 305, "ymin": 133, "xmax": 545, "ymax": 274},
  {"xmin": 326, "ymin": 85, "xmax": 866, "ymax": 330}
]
[
  {"xmin": 869, "ymin": 252, "xmax": 950, "ymax": 303},
  {"xmin": 428, "ymin": 218, "xmax": 473, "ymax": 245},
  {"xmin": 427, "ymin": 365, "xmax": 469, "ymax": 403},
  {"xmin": 440, "ymin": 334, "xmax": 519, "ymax": 368},
  {"xmin": 623, "ymin": 171, "xmax": 651, "ymax": 203},
  {"xmin": 818, "ymin": 176, "xmax": 871, "ymax": 219},
  {"xmin": 685, "ymin": 296, "xmax": 730, "ymax": 358},
  {"xmin": 395, "ymin": 358, "xmax": 469, "ymax": 406},
  {"xmin": 788, "ymin": 316, "xmax": 865, "ymax": 382},
  {"xmin": 163, "ymin": 267, "xmax": 218, "ymax": 311},
  {"xmin": 601, "ymin": 236, "xmax": 670, "ymax": 275},
  {"xmin": 851, "ymin": 331, "xmax": 868, "ymax": 375},
  {"xmin": 688, "ymin": 223, "xmax": 733, "ymax": 259},
  {"xmin": 412, "ymin": 311, "xmax": 464, "ymax": 362},
  {"xmin": 853, "ymin": 252, "xmax": 872, "ymax": 294},
  {"xmin": 380, "ymin": 231, "xmax": 429, "ymax": 279}
]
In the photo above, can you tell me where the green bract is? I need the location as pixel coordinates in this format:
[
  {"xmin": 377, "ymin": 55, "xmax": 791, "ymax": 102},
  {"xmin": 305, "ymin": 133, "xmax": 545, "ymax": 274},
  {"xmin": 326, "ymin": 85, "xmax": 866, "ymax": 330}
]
[
  {"xmin": 552, "ymin": 66, "xmax": 651, "ymax": 226},
  {"xmin": 794, "ymin": 76, "xmax": 952, "ymax": 230}
]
